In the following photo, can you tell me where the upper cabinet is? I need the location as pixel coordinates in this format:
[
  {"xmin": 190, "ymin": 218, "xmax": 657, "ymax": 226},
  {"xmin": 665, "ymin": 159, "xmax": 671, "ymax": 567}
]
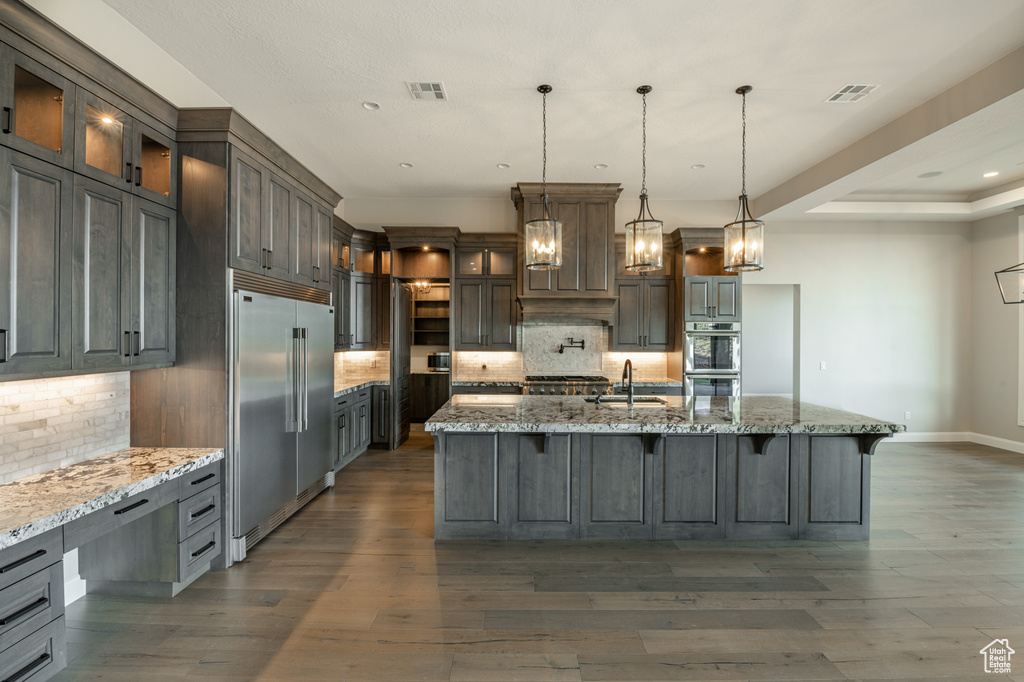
[
  {"xmin": 512, "ymin": 183, "xmax": 622, "ymax": 299},
  {"xmin": 0, "ymin": 43, "xmax": 75, "ymax": 169},
  {"xmin": 457, "ymin": 245, "xmax": 515, "ymax": 277},
  {"xmin": 74, "ymin": 89, "xmax": 177, "ymax": 208},
  {"xmin": 684, "ymin": 276, "xmax": 741, "ymax": 323}
]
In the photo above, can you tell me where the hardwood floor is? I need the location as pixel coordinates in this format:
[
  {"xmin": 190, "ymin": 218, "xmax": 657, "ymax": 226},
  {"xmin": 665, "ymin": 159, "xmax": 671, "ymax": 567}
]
[{"xmin": 52, "ymin": 434, "xmax": 1024, "ymax": 681}]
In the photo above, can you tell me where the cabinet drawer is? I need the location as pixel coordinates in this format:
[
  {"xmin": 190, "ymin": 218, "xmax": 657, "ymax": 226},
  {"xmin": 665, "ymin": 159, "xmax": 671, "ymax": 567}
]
[
  {"xmin": 177, "ymin": 462, "xmax": 221, "ymax": 498},
  {"xmin": 0, "ymin": 616, "xmax": 65, "ymax": 682},
  {"xmin": 0, "ymin": 529, "xmax": 62, "ymax": 593},
  {"xmin": 179, "ymin": 523, "xmax": 220, "ymax": 581},
  {"xmin": 0, "ymin": 563, "xmax": 63, "ymax": 656},
  {"xmin": 63, "ymin": 481, "xmax": 176, "ymax": 550},
  {"xmin": 177, "ymin": 486, "xmax": 221, "ymax": 542}
]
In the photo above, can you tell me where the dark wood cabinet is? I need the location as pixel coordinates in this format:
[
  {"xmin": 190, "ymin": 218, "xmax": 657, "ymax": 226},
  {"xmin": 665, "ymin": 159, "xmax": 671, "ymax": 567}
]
[
  {"xmin": 613, "ymin": 276, "xmax": 674, "ymax": 351},
  {"xmin": 333, "ymin": 269, "xmax": 351, "ymax": 351},
  {"xmin": 263, "ymin": 171, "xmax": 294, "ymax": 281},
  {"xmin": 0, "ymin": 146, "xmax": 73, "ymax": 376},
  {"xmin": 453, "ymin": 278, "xmax": 516, "ymax": 350},
  {"xmin": 372, "ymin": 385, "xmax": 391, "ymax": 444},
  {"xmin": 684, "ymin": 275, "xmax": 741, "ymax": 322},
  {"xmin": 72, "ymin": 177, "xmax": 175, "ymax": 369},
  {"xmin": 0, "ymin": 43, "xmax": 75, "ymax": 170},
  {"xmin": 314, "ymin": 206, "xmax": 332, "ymax": 292},
  {"xmin": 351, "ymin": 272, "xmax": 375, "ymax": 349},
  {"xmin": 410, "ymin": 373, "xmax": 449, "ymax": 422},
  {"xmin": 73, "ymin": 88, "xmax": 176, "ymax": 209},
  {"xmin": 335, "ymin": 390, "xmax": 372, "ymax": 470},
  {"xmin": 376, "ymin": 275, "xmax": 391, "ymax": 349}
]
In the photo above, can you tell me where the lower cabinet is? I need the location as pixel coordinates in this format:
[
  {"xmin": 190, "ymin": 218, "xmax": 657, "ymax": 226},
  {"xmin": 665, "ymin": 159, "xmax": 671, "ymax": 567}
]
[
  {"xmin": 372, "ymin": 385, "xmax": 391, "ymax": 444},
  {"xmin": 335, "ymin": 390, "xmax": 372, "ymax": 470},
  {"xmin": 433, "ymin": 432, "xmax": 874, "ymax": 540},
  {"xmin": 451, "ymin": 384, "xmax": 521, "ymax": 395},
  {"xmin": 410, "ymin": 373, "xmax": 449, "ymax": 422}
]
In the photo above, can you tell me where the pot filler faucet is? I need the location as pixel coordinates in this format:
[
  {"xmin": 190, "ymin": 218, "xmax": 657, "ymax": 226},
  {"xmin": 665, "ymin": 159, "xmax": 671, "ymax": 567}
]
[{"xmin": 622, "ymin": 359, "xmax": 634, "ymax": 407}]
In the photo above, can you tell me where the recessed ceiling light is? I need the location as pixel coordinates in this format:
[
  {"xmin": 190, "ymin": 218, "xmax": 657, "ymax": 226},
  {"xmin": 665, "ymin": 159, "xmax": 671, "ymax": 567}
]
[
  {"xmin": 594, "ymin": 163, "xmax": 608, "ymax": 169},
  {"xmin": 496, "ymin": 163, "xmax": 510, "ymax": 169},
  {"xmin": 918, "ymin": 171, "xmax": 943, "ymax": 178},
  {"xmin": 399, "ymin": 162, "xmax": 414, "ymax": 168},
  {"xmin": 983, "ymin": 171, "xmax": 1000, "ymax": 178},
  {"xmin": 362, "ymin": 101, "xmax": 381, "ymax": 111},
  {"xmin": 691, "ymin": 164, "xmax": 705, "ymax": 170}
]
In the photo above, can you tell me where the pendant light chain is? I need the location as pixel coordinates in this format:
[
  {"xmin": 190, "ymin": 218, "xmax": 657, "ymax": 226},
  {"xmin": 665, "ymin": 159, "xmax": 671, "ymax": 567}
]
[
  {"xmin": 541, "ymin": 88, "xmax": 548, "ymax": 195},
  {"xmin": 641, "ymin": 89, "xmax": 647, "ymax": 196},
  {"xmin": 741, "ymin": 88, "xmax": 747, "ymax": 196}
]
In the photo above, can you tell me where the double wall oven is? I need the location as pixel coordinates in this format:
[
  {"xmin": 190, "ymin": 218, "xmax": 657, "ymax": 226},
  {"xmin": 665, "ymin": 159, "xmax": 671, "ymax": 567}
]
[{"xmin": 684, "ymin": 321, "xmax": 740, "ymax": 396}]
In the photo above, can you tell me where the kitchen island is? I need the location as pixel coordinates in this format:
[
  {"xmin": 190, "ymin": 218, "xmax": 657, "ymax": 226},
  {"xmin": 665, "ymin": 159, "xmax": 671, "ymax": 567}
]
[{"xmin": 425, "ymin": 395, "xmax": 904, "ymax": 541}]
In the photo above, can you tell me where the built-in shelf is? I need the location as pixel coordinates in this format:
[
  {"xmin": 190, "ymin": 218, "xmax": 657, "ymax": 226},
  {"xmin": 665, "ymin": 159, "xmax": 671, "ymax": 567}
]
[{"xmin": 412, "ymin": 284, "xmax": 450, "ymax": 346}]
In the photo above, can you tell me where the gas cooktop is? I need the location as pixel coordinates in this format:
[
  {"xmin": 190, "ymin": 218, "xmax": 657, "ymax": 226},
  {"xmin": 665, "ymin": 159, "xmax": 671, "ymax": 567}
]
[{"xmin": 524, "ymin": 375, "xmax": 609, "ymax": 383}]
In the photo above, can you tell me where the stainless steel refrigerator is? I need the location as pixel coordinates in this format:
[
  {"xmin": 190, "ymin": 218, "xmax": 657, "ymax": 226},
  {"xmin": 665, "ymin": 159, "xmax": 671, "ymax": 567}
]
[{"xmin": 232, "ymin": 290, "xmax": 334, "ymax": 539}]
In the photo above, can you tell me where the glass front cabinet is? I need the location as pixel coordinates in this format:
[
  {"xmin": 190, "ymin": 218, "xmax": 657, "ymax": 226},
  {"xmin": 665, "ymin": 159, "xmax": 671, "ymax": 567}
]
[{"xmin": 0, "ymin": 43, "xmax": 76, "ymax": 169}]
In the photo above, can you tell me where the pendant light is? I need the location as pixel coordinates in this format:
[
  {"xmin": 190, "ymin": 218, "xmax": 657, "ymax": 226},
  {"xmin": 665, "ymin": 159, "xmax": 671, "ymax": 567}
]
[
  {"xmin": 524, "ymin": 84, "xmax": 562, "ymax": 270},
  {"xmin": 723, "ymin": 85, "xmax": 764, "ymax": 272},
  {"xmin": 625, "ymin": 85, "xmax": 663, "ymax": 272}
]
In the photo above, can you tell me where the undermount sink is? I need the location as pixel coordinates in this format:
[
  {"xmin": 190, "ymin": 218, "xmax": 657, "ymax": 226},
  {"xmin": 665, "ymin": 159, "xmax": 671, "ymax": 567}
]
[{"xmin": 583, "ymin": 395, "xmax": 667, "ymax": 405}]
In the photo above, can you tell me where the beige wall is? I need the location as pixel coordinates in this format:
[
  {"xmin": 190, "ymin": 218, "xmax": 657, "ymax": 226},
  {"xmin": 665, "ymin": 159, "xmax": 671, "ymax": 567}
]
[
  {"xmin": 744, "ymin": 220, "xmax": 973, "ymax": 434},
  {"xmin": 970, "ymin": 209, "xmax": 1024, "ymax": 445}
]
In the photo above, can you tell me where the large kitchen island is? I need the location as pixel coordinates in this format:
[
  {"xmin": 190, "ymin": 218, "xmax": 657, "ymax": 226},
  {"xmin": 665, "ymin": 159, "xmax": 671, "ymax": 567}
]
[{"xmin": 425, "ymin": 395, "xmax": 904, "ymax": 541}]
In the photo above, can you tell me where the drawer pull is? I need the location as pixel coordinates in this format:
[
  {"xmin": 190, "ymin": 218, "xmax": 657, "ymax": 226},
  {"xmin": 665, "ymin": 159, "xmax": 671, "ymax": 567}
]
[
  {"xmin": 113, "ymin": 498, "xmax": 149, "ymax": 515},
  {"xmin": 191, "ymin": 540, "xmax": 216, "ymax": 558},
  {"xmin": 190, "ymin": 473, "xmax": 216, "ymax": 486},
  {"xmin": 3, "ymin": 653, "xmax": 49, "ymax": 682},
  {"xmin": 189, "ymin": 504, "xmax": 216, "ymax": 520},
  {"xmin": 0, "ymin": 549, "xmax": 45, "ymax": 574},
  {"xmin": 0, "ymin": 597, "xmax": 48, "ymax": 626}
]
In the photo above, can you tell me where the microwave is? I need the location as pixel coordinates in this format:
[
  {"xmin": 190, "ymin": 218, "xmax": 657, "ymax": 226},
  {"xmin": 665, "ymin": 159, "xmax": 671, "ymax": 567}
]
[{"xmin": 427, "ymin": 352, "xmax": 450, "ymax": 372}]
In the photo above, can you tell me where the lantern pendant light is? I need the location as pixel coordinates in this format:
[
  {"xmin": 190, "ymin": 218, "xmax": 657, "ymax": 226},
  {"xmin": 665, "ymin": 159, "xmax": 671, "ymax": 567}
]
[
  {"xmin": 524, "ymin": 84, "xmax": 562, "ymax": 270},
  {"xmin": 723, "ymin": 85, "xmax": 765, "ymax": 272},
  {"xmin": 625, "ymin": 85, "xmax": 663, "ymax": 272}
]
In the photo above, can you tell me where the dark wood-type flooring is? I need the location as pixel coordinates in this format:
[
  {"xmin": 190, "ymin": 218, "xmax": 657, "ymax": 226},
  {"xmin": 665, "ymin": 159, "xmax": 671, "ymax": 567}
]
[{"xmin": 52, "ymin": 432, "xmax": 1024, "ymax": 681}]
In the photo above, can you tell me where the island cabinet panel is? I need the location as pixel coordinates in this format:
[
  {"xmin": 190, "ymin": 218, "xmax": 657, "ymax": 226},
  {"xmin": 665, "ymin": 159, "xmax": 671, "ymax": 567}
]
[
  {"xmin": 0, "ymin": 614, "xmax": 65, "ymax": 682},
  {"xmin": 510, "ymin": 433, "xmax": 578, "ymax": 539},
  {"xmin": 724, "ymin": 434, "xmax": 798, "ymax": 539},
  {"xmin": 653, "ymin": 435, "xmax": 726, "ymax": 539},
  {"xmin": 434, "ymin": 432, "xmax": 508, "ymax": 539},
  {"xmin": 796, "ymin": 434, "xmax": 871, "ymax": 540},
  {"xmin": 580, "ymin": 434, "xmax": 653, "ymax": 539}
]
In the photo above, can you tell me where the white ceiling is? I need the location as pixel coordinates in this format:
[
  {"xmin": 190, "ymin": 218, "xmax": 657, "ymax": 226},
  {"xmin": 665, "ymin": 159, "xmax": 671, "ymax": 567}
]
[{"xmin": 31, "ymin": 0, "xmax": 1024, "ymax": 219}]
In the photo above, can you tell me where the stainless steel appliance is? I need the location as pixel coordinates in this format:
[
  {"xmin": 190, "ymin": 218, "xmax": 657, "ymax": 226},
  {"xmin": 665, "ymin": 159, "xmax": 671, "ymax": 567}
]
[
  {"xmin": 685, "ymin": 374, "xmax": 741, "ymax": 396},
  {"xmin": 684, "ymin": 321, "xmax": 740, "ymax": 396},
  {"xmin": 523, "ymin": 375, "xmax": 612, "ymax": 396},
  {"xmin": 233, "ymin": 290, "xmax": 334, "ymax": 541},
  {"xmin": 427, "ymin": 351, "xmax": 450, "ymax": 372}
]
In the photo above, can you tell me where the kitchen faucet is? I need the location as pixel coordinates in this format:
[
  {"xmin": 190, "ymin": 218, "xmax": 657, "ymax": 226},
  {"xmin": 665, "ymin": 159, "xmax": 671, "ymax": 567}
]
[{"xmin": 622, "ymin": 359, "xmax": 634, "ymax": 407}]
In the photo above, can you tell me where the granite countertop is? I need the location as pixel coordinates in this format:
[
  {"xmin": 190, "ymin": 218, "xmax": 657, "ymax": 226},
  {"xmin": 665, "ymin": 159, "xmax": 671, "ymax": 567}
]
[
  {"xmin": 451, "ymin": 379, "xmax": 524, "ymax": 387},
  {"xmin": 612, "ymin": 378, "xmax": 683, "ymax": 387},
  {"xmin": 425, "ymin": 395, "xmax": 906, "ymax": 435},
  {"xmin": 334, "ymin": 380, "xmax": 389, "ymax": 397},
  {"xmin": 0, "ymin": 447, "xmax": 224, "ymax": 550}
]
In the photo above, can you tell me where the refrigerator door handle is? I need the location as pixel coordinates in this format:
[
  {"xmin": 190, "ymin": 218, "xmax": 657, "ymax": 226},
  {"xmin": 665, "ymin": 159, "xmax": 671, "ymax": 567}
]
[
  {"xmin": 301, "ymin": 328, "xmax": 309, "ymax": 432},
  {"xmin": 291, "ymin": 328, "xmax": 302, "ymax": 432}
]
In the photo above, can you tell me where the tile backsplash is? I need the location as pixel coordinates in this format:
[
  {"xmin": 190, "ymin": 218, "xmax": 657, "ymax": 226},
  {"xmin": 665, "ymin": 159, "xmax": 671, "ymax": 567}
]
[
  {"xmin": 453, "ymin": 351, "xmax": 524, "ymax": 381},
  {"xmin": 522, "ymin": 322, "xmax": 603, "ymax": 374},
  {"xmin": 0, "ymin": 372, "xmax": 130, "ymax": 484},
  {"xmin": 602, "ymin": 351, "xmax": 669, "ymax": 381},
  {"xmin": 335, "ymin": 351, "xmax": 390, "ymax": 387}
]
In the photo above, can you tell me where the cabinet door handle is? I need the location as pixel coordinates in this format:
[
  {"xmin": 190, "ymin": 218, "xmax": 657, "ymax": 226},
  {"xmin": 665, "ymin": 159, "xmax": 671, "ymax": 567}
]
[
  {"xmin": 267, "ymin": 249, "xmax": 273, "ymax": 270},
  {"xmin": 134, "ymin": 165, "xmax": 142, "ymax": 187},
  {"xmin": 0, "ymin": 549, "xmax": 45, "ymax": 574},
  {"xmin": 124, "ymin": 330, "xmax": 131, "ymax": 357},
  {"xmin": 0, "ymin": 596, "xmax": 48, "ymax": 626},
  {"xmin": 125, "ymin": 162, "xmax": 133, "ymax": 183},
  {"xmin": 189, "ymin": 504, "xmax": 216, "ymax": 520},
  {"xmin": 133, "ymin": 330, "xmax": 140, "ymax": 356},
  {"xmin": 190, "ymin": 540, "xmax": 217, "ymax": 559},
  {"xmin": 1, "ymin": 106, "xmax": 11, "ymax": 134},
  {"xmin": 113, "ymin": 498, "xmax": 149, "ymax": 515},
  {"xmin": 2, "ymin": 653, "xmax": 50, "ymax": 682},
  {"xmin": 190, "ymin": 473, "xmax": 216, "ymax": 486},
  {"xmin": 0, "ymin": 328, "xmax": 7, "ymax": 363}
]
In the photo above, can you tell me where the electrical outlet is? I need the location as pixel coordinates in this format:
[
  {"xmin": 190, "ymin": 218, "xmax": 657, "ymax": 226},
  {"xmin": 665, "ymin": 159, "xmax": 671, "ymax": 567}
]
[
  {"xmin": 819, "ymin": 361, "xmax": 826, "ymax": 370},
  {"xmin": 905, "ymin": 411, "xmax": 911, "ymax": 420}
]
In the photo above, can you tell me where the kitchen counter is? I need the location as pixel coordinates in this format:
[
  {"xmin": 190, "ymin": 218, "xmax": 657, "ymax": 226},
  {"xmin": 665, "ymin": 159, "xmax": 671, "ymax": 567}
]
[
  {"xmin": 334, "ymin": 379, "xmax": 389, "ymax": 397},
  {"xmin": 611, "ymin": 378, "xmax": 683, "ymax": 388},
  {"xmin": 429, "ymin": 396, "xmax": 902, "ymax": 541},
  {"xmin": 425, "ymin": 394, "xmax": 905, "ymax": 435},
  {"xmin": 451, "ymin": 379, "xmax": 523, "ymax": 387},
  {"xmin": 0, "ymin": 447, "xmax": 224, "ymax": 550}
]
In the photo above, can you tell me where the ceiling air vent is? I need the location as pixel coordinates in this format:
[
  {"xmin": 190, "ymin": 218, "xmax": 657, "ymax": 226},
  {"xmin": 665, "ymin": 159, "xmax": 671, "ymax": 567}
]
[
  {"xmin": 825, "ymin": 84, "xmax": 879, "ymax": 103},
  {"xmin": 406, "ymin": 82, "xmax": 447, "ymax": 100}
]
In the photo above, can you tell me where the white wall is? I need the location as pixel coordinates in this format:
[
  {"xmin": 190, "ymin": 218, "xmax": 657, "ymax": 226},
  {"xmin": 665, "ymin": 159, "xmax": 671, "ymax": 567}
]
[
  {"xmin": 742, "ymin": 284, "xmax": 797, "ymax": 398},
  {"xmin": 744, "ymin": 220, "xmax": 972, "ymax": 434},
  {"xmin": 970, "ymin": 209, "xmax": 1024, "ymax": 445}
]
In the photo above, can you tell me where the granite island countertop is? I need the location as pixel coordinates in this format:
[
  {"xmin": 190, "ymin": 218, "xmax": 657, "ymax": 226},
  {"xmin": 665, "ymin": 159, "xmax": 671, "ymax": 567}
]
[
  {"xmin": 0, "ymin": 447, "xmax": 224, "ymax": 550},
  {"xmin": 425, "ymin": 394, "xmax": 905, "ymax": 435}
]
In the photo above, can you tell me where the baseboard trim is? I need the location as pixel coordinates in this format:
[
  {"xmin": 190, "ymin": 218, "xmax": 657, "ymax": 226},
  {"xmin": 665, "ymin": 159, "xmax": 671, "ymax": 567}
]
[
  {"xmin": 890, "ymin": 432, "xmax": 971, "ymax": 443},
  {"xmin": 65, "ymin": 573, "xmax": 87, "ymax": 605},
  {"xmin": 889, "ymin": 431, "xmax": 1024, "ymax": 454}
]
